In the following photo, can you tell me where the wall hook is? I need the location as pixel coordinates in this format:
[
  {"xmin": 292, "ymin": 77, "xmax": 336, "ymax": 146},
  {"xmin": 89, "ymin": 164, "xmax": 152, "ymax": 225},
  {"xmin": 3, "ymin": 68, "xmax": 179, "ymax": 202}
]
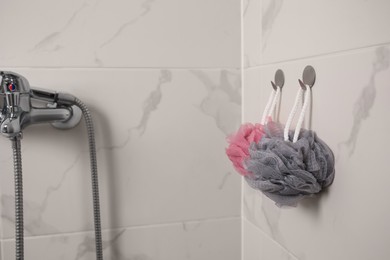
[
  {"xmin": 271, "ymin": 69, "xmax": 284, "ymax": 90},
  {"xmin": 299, "ymin": 65, "xmax": 316, "ymax": 90}
]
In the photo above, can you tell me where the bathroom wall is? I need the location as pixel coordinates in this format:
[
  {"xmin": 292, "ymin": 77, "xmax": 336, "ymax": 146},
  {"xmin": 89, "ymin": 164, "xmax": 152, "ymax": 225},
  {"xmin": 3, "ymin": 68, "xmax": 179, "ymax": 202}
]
[
  {"xmin": 0, "ymin": 0, "xmax": 242, "ymax": 259},
  {"xmin": 242, "ymin": 0, "xmax": 390, "ymax": 260}
]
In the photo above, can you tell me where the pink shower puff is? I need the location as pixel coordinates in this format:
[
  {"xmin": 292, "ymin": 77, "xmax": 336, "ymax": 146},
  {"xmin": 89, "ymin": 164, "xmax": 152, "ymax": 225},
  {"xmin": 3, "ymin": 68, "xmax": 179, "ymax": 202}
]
[{"xmin": 226, "ymin": 123, "xmax": 265, "ymax": 176}]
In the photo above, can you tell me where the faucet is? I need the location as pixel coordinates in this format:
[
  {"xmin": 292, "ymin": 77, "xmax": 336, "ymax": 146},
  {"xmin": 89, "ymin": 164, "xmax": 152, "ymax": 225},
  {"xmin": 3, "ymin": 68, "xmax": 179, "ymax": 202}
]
[
  {"xmin": 0, "ymin": 71, "xmax": 103, "ymax": 260},
  {"xmin": 0, "ymin": 71, "xmax": 81, "ymax": 139}
]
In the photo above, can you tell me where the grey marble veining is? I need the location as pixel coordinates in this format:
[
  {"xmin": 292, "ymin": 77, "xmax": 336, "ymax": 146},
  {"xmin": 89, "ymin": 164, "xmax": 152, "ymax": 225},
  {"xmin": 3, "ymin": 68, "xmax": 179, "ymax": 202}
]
[
  {"xmin": 243, "ymin": 187, "xmax": 284, "ymax": 244},
  {"xmin": 1, "ymin": 195, "xmax": 59, "ymax": 236},
  {"xmin": 98, "ymin": 129, "xmax": 132, "ymax": 151},
  {"xmin": 243, "ymin": 219, "xmax": 298, "ymax": 260},
  {"xmin": 243, "ymin": 0, "xmax": 251, "ymax": 17},
  {"xmin": 1, "ymin": 151, "xmax": 85, "ymax": 237},
  {"xmin": 89, "ymin": 70, "xmax": 172, "ymax": 151},
  {"xmin": 94, "ymin": 51, "xmax": 104, "ymax": 67},
  {"xmin": 191, "ymin": 70, "xmax": 241, "ymax": 135},
  {"xmin": 218, "ymin": 172, "xmax": 232, "ymax": 190},
  {"xmin": 31, "ymin": 2, "xmax": 90, "ymax": 53},
  {"xmin": 29, "ymin": 0, "xmax": 157, "ymax": 64},
  {"xmin": 100, "ymin": 0, "xmax": 156, "ymax": 48},
  {"xmin": 75, "ymin": 229, "xmax": 125, "ymax": 260},
  {"xmin": 262, "ymin": 0, "xmax": 284, "ymax": 50},
  {"xmin": 338, "ymin": 46, "xmax": 390, "ymax": 156},
  {"xmin": 259, "ymin": 1, "xmax": 390, "ymax": 64},
  {"xmin": 0, "ymin": 0, "xmax": 241, "ymax": 68},
  {"xmin": 135, "ymin": 70, "xmax": 172, "ymax": 135}
]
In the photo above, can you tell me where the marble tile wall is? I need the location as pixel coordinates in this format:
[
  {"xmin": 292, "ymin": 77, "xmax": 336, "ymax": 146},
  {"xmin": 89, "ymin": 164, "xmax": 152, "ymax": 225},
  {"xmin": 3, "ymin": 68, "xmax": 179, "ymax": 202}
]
[
  {"xmin": 0, "ymin": 0, "xmax": 242, "ymax": 259},
  {"xmin": 243, "ymin": 0, "xmax": 390, "ymax": 260},
  {"xmin": 0, "ymin": 0, "xmax": 240, "ymax": 68}
]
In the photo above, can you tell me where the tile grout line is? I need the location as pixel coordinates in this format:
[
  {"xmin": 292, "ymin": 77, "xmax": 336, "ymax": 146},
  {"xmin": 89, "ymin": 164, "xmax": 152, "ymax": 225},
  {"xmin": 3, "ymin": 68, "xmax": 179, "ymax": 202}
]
[
  {"xmin": 240, "ymin": 0, "xmax": 245, "ymax": 260},
  {"xmin": 245, "ymin": 41, "xmax": 390, "ymax": 70},
  {"xmin": 1, "ymin": 215, "xmax": 241, "ymax": 242},
  {"xmin": 243, "ymin": 217, "xmax": 300, "ymax": 260},
  {"xmin": 0, "ymin": 66, "xmax": 241, "ymax": 71},
  {"xmin": 0, "ymin": 235, "xmax": 3, "ymax": 260}
]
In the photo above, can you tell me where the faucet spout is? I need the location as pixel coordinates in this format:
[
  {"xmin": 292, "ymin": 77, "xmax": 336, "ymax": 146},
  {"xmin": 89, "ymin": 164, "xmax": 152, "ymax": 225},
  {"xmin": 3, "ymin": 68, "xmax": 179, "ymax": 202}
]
[
  {"xmin": 0, "ymin": 107, "xmax": 73, "ymax": 138},
  {"xmin": 24, "ymin": 107, "xmax": 72, "ymax": 126}
]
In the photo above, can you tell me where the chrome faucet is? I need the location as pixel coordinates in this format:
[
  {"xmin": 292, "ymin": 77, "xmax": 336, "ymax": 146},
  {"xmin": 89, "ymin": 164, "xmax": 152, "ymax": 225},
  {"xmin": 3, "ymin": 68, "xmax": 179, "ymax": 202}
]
[
  {"xmin": 0, "ymin": 71, "xmax": 81, "ymax": 139},
  {"xmin": 0, "ymin": 71, "xmax": 103, "ymax": 260}
]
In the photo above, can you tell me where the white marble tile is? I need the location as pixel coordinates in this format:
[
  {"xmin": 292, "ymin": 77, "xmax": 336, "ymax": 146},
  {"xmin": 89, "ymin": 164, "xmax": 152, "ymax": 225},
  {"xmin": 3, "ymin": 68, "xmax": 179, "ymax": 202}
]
[
  {"xmin": 261, "ymin": 0, "xmax": 390, "ymax": 64},
  {"xmin": 243, "ymin": 45, "xmax": 390, "ymax": 260},
  {"xmin": 243, "ymin": 0, "xmax": 262, "ymax": 68},
  {"xmin": 243, "ymin": 219, "xmax": 297, "ymax": 260},
  {"xmin": 2, "ymin": 218, "xmax": 240, "ymax": 260},
  {"xmin": 0, "ymin": 0, "xmax": 240, "ymax": 68},
  {"xmin": 0, "ymin": 68, "xmax": 241, "ymax": 239}
]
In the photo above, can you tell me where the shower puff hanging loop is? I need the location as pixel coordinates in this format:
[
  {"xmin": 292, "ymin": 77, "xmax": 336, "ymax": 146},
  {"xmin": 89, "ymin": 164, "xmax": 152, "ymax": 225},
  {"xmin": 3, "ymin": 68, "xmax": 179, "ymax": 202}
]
[
  {"xmin": 261, "ymin": 69, "xmax": 284, "ymax": 124},
  {"xmin": 284, "ymin": 65, "xmax": 316, "ymax": 142}
]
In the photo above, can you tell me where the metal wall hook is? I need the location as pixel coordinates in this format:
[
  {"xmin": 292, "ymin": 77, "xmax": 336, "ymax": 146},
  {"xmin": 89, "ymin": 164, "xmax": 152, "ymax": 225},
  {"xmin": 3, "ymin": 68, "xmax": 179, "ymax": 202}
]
[
  {"xmin": 299, "ymin": 65, "xmax": 316, "ymax": 90},
  {"xmin": 271, "ymin": 81, "xmax": 277, "ymax": 90},
  {"xmin": 271, "ymin": 69, "xmax": 285, "ymax": 90},
  {"xmin": 298, "ymin": 79, "xmax": 306, "ymax": 90}
]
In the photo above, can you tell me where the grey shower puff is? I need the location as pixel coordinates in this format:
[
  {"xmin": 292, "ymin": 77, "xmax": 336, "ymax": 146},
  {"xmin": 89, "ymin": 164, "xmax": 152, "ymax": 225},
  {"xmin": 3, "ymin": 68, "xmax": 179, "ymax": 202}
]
[{"xmin": 245, "ymin": 122, "xmax": 335, "ymax": 207}]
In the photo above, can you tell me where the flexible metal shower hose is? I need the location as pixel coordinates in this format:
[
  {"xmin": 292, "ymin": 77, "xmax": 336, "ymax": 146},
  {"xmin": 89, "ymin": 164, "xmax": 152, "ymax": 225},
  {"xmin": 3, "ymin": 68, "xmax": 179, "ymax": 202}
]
[
  {"xmin": 74, "ymin": 98, "xmax": 104, "ymax": 260},
  {"xmin": 12, "ymin": 137, "xmax": 24, "ymax": 260},
  {"xmin": 11, "ymin": 98, "xmax": 103, "ymax": 260}
]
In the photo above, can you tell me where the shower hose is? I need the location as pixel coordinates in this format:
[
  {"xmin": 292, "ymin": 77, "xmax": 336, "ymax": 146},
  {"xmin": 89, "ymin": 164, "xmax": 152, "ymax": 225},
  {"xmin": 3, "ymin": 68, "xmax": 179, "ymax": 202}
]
[{"xmin": 12, "ymin": 98, "xmax": 103, "ymax": 260}]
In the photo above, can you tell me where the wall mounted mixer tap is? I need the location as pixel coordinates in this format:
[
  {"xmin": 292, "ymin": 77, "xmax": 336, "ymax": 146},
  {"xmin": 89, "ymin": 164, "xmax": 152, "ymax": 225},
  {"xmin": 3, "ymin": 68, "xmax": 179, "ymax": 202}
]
[
  {"xmin": 0, "ymin": 71, "xmax": 103, "ymax": 260},
  {"xmin": 0, "ymin": 71, "xmax": 81, "ymax": 139}
]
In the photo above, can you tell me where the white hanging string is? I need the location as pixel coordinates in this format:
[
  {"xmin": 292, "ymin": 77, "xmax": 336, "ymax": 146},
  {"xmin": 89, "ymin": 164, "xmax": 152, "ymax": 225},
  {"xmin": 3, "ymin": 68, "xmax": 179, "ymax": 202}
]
[
  {"xmin": 268, "ymin": 86, "xmax": 281, "ymax": 121},
  {"xmin": 292, "ymin": 86, "xmax": 311, "ymax": 142},
  {"xmin": 283, "ymin": 88, "xmax": 304, "ymax": 141},
  {"xmin": 260, "ymin": 87, "xmax": 276, "ymax": 124}
]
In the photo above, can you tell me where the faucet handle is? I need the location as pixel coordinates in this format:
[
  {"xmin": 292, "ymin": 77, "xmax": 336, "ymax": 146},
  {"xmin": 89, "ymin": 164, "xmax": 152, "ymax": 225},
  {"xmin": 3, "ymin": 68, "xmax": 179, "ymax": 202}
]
[
  {"xmin": 0, "ymin": 71, "xmax": 30, "ymax": 94},
  {"xmin": 1, "ymin": 73, "xmax": 21, "ymax": 118},
  {"xmin": 0, "ymin": 71, "xmax": 31, "ymax": 118}
]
